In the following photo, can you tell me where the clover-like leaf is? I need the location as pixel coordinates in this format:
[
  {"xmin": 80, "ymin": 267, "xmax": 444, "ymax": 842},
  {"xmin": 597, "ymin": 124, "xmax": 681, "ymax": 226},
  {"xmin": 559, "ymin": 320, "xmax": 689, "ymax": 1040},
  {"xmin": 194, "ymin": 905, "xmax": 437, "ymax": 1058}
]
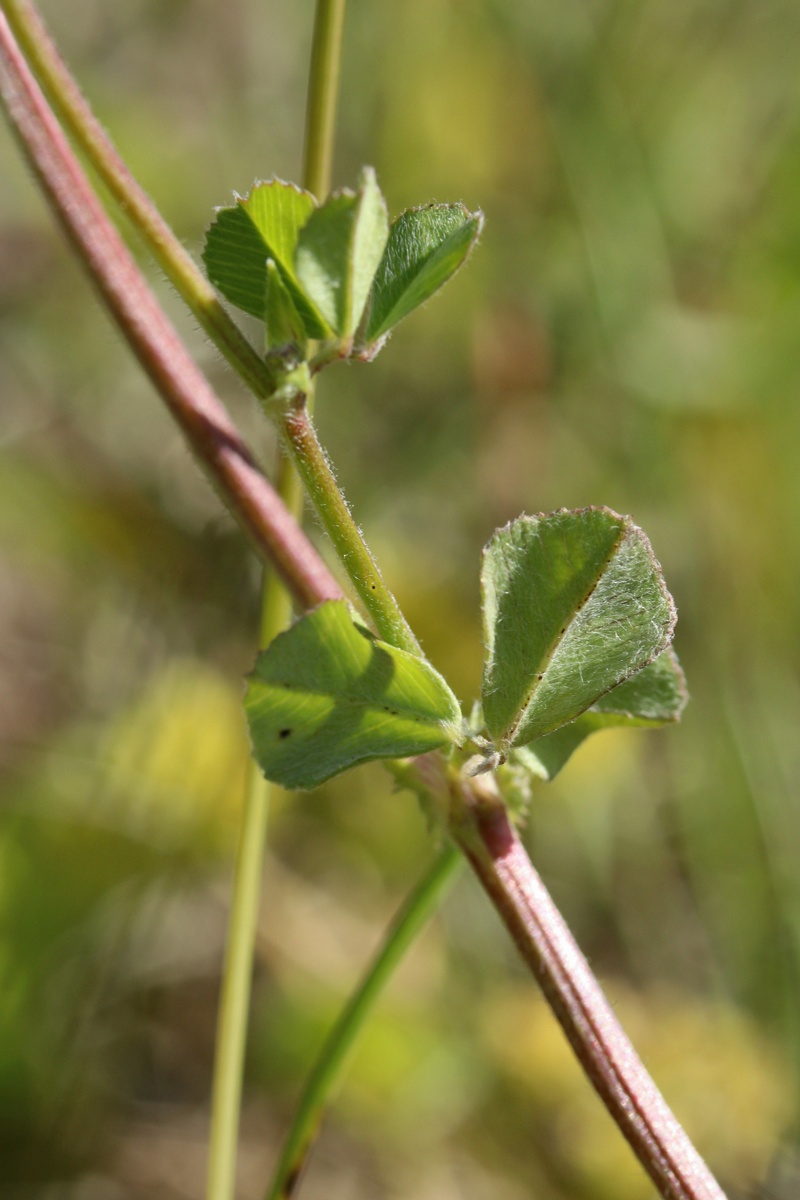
[
  {"xmin": 294, "ymin": 167, "xmax": 389, "ymax": 339},
  {"xmin": 202, "ymin": 179, "xmax": 328, "ymax": 335},
  {"xmin": 358, "ymin": 203, "xmax": 483, "ymax": 349},
  {"xmin": 245, "ymin": 600, "xmax": 462, "ymax": 790},
  {"xmin": 481, "ymin": 508, "xmax": 676, "ymax": 752},
  {"xmin": 512, "ymin": 647, "xmax": 688, "ymax": 781}
]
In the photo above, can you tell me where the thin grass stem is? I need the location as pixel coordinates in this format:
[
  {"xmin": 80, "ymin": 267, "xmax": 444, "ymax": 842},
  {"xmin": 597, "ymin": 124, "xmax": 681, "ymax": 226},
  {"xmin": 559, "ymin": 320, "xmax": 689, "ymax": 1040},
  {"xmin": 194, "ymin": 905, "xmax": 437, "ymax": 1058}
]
[
  {"xmin": 207, "ymin": 1, "xmax": 348, "ymax": 1193},
  {"xmin": 303, "ymin": 0, "xmax": 347, "ymax": 200},
  {"xmin": 266, "ymin": 845, "xmax": 462, "ymax": 1200}
]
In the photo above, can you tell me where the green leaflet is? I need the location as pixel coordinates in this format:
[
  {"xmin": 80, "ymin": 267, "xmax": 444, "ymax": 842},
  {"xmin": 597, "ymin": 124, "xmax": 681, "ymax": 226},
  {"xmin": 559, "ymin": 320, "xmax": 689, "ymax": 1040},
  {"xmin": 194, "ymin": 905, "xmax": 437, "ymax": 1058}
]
[
  {"xmin": 264, "ymin": 259, "xmax": 307, "ymax": 353},
  {"xmin": 481, "ymin": 508, "xmax": 676, "ymax": 751},
  {"xmin": 204, "ymin": 173, "xmax": 482, "ymax": 358},
  {"xmin": 359, "ymin": 203, "xmax": 483, "ymax": 348},
  {"xmin": 513, "ymin": 647, "xmax": 688, "ymax": 781},
  {"xmin": 245, "ymin": 600, "xmax": 462, "ymax": 790},
  {"xmin": 295, "ymin": 167, "xmax": 389, "ymax": 339},
  {"xmin": 589, "ymin": 644, "xmax": 687, "ymax": 722},
  {"xmin": 202, "ymin": 179, "xmax": 329, "ymax": 336}
]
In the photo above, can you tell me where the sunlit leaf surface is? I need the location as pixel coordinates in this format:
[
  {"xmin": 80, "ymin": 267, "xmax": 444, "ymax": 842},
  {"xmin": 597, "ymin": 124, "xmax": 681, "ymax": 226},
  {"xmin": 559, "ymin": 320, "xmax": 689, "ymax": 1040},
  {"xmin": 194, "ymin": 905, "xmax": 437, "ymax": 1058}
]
[
  {"xmin": 202, "ymin": 179, "xmax": 328, "ymax": 334},
  {"xmin": 360, "ymin": 203, "xmax": 483, "ymax": 346},
  {"xmin": 481, "ymin": 508, "xmax": 676, "ymax": 750},
  {"xmin": 295, "ymin": 167, "xmax": 388, "ymax": 338},
  {"xmin": 514, "ymin": 647, "xmax": 688, "ymax": 781},
  {"xmin": 245, "ymin": 600, "xmax": 461, "ymax": 789}
]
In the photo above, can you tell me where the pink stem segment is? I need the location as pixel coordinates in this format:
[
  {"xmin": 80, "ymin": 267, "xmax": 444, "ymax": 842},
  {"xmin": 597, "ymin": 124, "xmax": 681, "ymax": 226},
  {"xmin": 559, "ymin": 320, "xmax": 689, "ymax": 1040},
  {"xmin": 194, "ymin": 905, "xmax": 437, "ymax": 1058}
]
[
  {"xmin": 0, "ymin": 9, "xmax": 341, "ymax": 612},
  {"xmin": 450, "ymin": 775, "xmax": 728, "ymax": 1200}
]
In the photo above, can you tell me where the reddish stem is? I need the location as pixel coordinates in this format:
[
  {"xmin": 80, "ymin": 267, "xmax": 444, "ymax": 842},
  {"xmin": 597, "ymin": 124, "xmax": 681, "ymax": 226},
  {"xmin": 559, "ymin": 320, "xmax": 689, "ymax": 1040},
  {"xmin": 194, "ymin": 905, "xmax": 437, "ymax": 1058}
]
[
  {"xmin": 449, "ymin": 773, "xmax": 728, "ymax": 1200},
  {"xmin": 0, "ymin": 16, "xmax": 732, "ymax": 1199},
  {"xmin": 1, "ymin": 0, "xmax": 275, "ymax": 399},
  {"xmin": 0, "ymin": 11, "xmax": 341, "ymax": 612}
]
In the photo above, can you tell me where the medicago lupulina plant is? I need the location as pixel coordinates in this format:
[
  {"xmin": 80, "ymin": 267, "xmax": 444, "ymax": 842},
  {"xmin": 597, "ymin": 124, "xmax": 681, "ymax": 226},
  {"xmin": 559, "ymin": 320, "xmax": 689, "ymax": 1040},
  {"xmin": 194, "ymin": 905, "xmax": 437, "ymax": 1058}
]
[
  {"xmin": 0, "ymin": 2, "xmax": 727, "ymax": 1200},
  {"xmin": 201, "ymin": 167, "xmax": 686, "ymax": 794}
]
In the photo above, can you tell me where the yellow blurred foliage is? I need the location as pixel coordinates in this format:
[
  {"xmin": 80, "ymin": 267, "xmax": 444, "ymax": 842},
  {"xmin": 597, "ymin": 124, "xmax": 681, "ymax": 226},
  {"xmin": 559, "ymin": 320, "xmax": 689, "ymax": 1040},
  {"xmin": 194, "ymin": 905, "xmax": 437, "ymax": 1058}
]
[
  {"xmin": 481, "ymin": 980, "xmax": 794, "ymax": 1200},
  {"xmin": 99, "ymin": 659, "xmax": 251, "ymax": 854}
]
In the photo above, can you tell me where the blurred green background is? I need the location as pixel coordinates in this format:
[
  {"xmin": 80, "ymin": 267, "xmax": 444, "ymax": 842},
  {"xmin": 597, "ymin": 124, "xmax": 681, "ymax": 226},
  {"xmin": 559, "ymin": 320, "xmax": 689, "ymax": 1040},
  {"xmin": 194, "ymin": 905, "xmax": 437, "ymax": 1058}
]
[{"xmin": 2, "ymin": 0, "xmax": 800, "ymax": 1196}]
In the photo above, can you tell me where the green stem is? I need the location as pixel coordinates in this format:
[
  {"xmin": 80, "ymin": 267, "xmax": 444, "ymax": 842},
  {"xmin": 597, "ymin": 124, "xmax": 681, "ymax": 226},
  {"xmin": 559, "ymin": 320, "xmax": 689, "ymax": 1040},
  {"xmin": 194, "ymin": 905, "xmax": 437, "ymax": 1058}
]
[
  {"xmin": 206, "ymin": 746, "xmax": 273, "ymax": 1200},
  {"xmin": 206, "ymin": 508, "xmax": 300, "ymax": 1200},
  {"xmin": 266, "ymin": 844, "xmax": 462, "ymax": 1200},
  {"xmin": 259, "ymin": 10, "xmax": 449, "ymax": 1194},
  {"xmin": 295, "ymin": 0, "xmax": 423, "ymax": 659},
  {"xmin": 280, "ymin": 403, "xmax": 421, "ymax": 656},
  {"xmin": 207, "ymin": 0, "xmax": 348, "ymax": 1191},
  {"xmin": 302, "ymin": 0, "xmax": 347, "ymax": 200}
]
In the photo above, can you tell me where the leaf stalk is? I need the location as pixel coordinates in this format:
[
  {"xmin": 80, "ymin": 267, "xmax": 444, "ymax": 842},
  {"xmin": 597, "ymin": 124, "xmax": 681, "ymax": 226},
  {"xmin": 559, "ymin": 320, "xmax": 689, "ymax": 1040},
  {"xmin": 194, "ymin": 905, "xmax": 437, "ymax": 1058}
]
[{"xmin": 280, "ymin": 400, "xmax": 422, "ymax": 657}]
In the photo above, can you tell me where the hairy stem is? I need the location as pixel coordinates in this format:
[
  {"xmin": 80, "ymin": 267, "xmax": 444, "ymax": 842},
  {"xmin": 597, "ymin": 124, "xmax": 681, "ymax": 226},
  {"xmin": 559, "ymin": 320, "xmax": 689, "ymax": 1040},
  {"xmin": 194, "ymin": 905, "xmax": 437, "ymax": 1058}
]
[
  {"xmin": 267, "ymin": 845, "xmax": 462, "ymax": 1200},
  {"xmin": 0, "ymin": 9, "xmax": 340, "ymax": 612},
  {"xmin": 280, "ymin": 403, "xmax": 421, "ymax": 656},
  {"xmin": 448, "ymin": 772, "xmax": 727, "ymax": 1200}
]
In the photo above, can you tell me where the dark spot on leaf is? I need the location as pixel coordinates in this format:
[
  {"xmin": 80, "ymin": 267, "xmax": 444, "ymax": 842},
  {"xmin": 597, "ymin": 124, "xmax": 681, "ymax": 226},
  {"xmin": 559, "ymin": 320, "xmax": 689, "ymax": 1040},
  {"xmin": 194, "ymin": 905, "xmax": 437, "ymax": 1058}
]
[{"xmin": 278, "ymin": 728, "xmax": 293, "ymax": 739}]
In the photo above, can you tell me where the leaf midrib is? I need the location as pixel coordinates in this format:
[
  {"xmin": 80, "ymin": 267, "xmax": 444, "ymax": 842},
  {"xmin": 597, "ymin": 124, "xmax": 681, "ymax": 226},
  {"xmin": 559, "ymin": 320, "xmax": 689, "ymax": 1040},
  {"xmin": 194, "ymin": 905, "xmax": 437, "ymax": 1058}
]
[
  {"xmin": 263, "ymin": 684, "xmax": 445, "ymax": 723},
  {"xmin": 259, "ymin": 667, "xmax": 455, "ymax": 725},
  {"xmin": 499, "ymin": 521, "xmax": 628, "ymax": 749}
]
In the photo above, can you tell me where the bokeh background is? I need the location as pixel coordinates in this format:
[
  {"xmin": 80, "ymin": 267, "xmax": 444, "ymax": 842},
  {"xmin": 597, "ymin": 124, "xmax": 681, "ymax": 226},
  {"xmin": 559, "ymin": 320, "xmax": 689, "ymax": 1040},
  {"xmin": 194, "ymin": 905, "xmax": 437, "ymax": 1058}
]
[{"xmin": 2, "ymin": 0, "xmax": 800, "ymax": 1197}]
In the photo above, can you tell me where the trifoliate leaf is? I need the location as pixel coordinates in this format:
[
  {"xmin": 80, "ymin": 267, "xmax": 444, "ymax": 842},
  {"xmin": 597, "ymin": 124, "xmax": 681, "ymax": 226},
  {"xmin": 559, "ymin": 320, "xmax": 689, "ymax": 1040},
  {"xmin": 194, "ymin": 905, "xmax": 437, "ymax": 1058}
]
[
  {"xmin": 513, "ymin": 648, "xmax": 688, "ymax": 781},
  {"xmin": 245, "ymin": 600, "xmax": 461, "ymax": 790},
  {"xmin": 203, "ymin": 179, "xmax": 328, "ymax": 335},
  {"xmin": 359, "ymin": 203, "xmax": 483, "ymax": 347},
  {"xmin": 294, "ymin": 167, "xmax": 389, "ymax": 339},
  {"xmin": 481, "ymin": 508, "xmax": 676, "ymax": 752}
]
